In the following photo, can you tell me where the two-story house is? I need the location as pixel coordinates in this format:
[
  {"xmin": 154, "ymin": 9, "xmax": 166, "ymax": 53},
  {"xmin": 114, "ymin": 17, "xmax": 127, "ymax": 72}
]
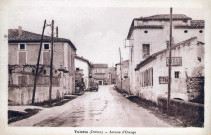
[
  {"xmin": 127, "ymin": 14, "xmax": 204, "ymax": 103},
  {"xmin": 92, "ymin": 64, "xmax": 109, "ymax": 85},
  {"xmin": 8, "ymin": 26, "xmax": 77, "ymax": 105},
  {"xmin": 115, "ymin": 60, "xmax": 130, "ymax": 93},
  {"xmin": 75, "ymin": 56, "xmax": 93, "ymax": 90}
]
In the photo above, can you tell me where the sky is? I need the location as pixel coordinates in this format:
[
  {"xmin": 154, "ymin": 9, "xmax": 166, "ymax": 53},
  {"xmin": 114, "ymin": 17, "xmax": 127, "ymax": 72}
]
[{"xmin": 7, "ymin": 1, "xmax": 205, "ymax": 67}]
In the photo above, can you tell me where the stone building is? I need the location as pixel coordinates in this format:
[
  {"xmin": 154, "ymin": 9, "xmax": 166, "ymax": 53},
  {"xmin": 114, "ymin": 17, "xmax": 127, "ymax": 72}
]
[
  {"xmin": 75, "ymin": 56, "xmax": 93, "ymax": 90},
  {"xmin": 92, "ymin": 64, "xmax": 109, "ymax": 85},
  {"xmin": 107, "ymin": 67, "xmax": 116, "ymax": 85},
  {"xmin": 115, "ymin": 60, "xmax": 130, "ymax": 94},
  {"xmin": 8, "ymin": 26, "xmax": 77, "ymax": 105},
  {"xmin": 135, "ymin": 37, "xmax": 204, "ymax": 103},
  {"xmin": 127, "ymin": 14, "xmax": 204, "ymax": 103}
]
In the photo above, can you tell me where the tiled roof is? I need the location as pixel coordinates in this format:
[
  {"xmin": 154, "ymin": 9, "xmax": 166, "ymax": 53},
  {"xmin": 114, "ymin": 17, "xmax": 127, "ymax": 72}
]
[
  {"xmin": 127, "ymin": 14, "xmax": 192, "ymax": 39},
  {"xmin": 174, "ymin": 25, "xmax": 204, "ymax": 29},
  {"xmin": 135, "ymin": 37, "xmax": 197, "ymax": 71},
  {"xmin": 127, "ymin": 24, "xmax": 164, "ymax": 39},
  {"xmin": 75, "ymin": 55, "xmax": 93, "ymax": 68},
  {"xmin": 174, "ymin": 20, "xmax": 204, "ymax": 29},
  {"xmin": 135, "ymin": 14, "xmax": 192, "ymax": 21},
  {"xmin": 93, "ymin": 64, "xmax": 108, "ymax": 68},
  {"xmin": 190, "ymin": 20, "xmax": 204, "ymax": 26},
  {"xmin": 8, "ymin": 29, "xmax": 77, "ymax": 51},
  {"xmin": 115, "ymin": 60, "xmax": 129, "ymax": 66}
]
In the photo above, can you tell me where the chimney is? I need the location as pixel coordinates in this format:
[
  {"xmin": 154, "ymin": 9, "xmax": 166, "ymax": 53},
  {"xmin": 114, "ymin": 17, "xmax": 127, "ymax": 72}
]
[
  {"xmin": 18, "ymin": 26, "xmax": 22, "ymax": 36},
  {"xmin": 56, "ymin": 26, "xmax": 58, "ymax": 38}
]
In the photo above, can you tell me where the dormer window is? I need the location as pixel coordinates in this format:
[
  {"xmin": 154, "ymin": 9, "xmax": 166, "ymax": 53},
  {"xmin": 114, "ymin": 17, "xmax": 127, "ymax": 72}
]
[
  {"xmin": 44, "ymin": 43, "xmax": 50, "ymax": 50},
  {"xmin": 19, "ymin": 43, "xmax": 26, "ymax": 50}
]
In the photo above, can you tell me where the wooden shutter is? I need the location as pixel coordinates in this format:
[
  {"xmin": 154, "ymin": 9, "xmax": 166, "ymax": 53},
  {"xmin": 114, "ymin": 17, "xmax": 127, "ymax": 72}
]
[
  {"xmin": 43, "ymin": 52, "xmax": 50, "ymax": 65},
  {"xmin": 19, "ymin": 52, "xmax": 26, "ymax": 66}
]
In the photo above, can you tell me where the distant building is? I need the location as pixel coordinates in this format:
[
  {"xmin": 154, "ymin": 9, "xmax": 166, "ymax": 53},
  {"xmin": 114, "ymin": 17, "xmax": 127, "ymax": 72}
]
[
  {"xmin": 127, "ymin": 14, "xmax": 204, "ymax": 103},
  {"xmin": 8, "ymin": 26, "xmax": 77, "ymax": 104},
  {"xmin": 107, "ymin": 67, "xmax": 116, "ymax": 84},
  {"xmin": 92, "ymin": 64, "xmax": 109, "ymax": 85},
  {"xmin": 115, "ymin": 60, "xmax": 130, "ymax": 94},
  {"xmin": 75, "ymin": 56, "xmax": 93, "ymax": 90}
]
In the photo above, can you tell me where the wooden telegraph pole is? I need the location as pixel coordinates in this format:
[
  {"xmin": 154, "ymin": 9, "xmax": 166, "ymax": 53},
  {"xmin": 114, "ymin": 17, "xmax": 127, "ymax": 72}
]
[
  {"xmin": 49, "ymin": 20, "xmax": 54, "ymax": 106},
  {"xmin": 167, "ymin": 7, "xmax": 173, "ymax": 111},
  {"xmin": 32, "ymin": 20, "xmax": 46, "ymax": 105},
  {"xmin": 119, "ymin": 48, "xmax": 123, "ymax": 92}
]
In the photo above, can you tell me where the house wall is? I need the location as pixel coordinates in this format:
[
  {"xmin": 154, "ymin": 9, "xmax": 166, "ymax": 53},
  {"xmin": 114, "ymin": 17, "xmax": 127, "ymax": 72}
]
[
  {"xmin": 75, "ymin": 58, "xmax": 90, "ymax": 89},
  {"xmin": 128, "ymin": 20, "xmax": 204, "ymax": 97},
  {"xmin": 137, "ymin": 38, "xmax": 204, "ymax": 103},
  {"xmin": 92, "ymin": 67, "xmax": 109, "ymax": 85},
  {"xmin": 8, "ymin": 85, "xmax": 64, "ymax": 105},
  {"xmin": 8, "ymin": 42, "xmax": 76, "ymax": 94}
]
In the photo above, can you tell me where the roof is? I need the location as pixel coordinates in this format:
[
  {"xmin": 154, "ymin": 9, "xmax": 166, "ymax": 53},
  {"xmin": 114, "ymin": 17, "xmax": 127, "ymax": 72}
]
[
  {"xmin": 135, "ymin": 14, "xmax": 192, "ymax": 21},
  {"xmin": 174, "ymin": 20, "xmax": 205, "ymax": 29},
  {"xmin": 127, "ymin": 14, "xmax": 193, "ymax": 39},
  {"xmin": 127, "ymin": 25, "xmax": 164, "ymax": 39},
  {"xmin": 190, "ymin": 20, "xmax": 204, "ymax": 26},
  {"xmin": 75, "ymin": 55, "xmax": 93, "ymax": 68},
  {"xmin": 8, "ymin": 29, "xmax": 77, "ymax": 51},
  {"xmin": 115, "ymin": 60, "xmax": 129, "ymax": 66},
  {"xmin": 135, "ymin": 37, "xmax": 198, "ymax": 71},
  {"xmin": 93, "ymin": 64, "xmax": 108, "ymax": 68}
]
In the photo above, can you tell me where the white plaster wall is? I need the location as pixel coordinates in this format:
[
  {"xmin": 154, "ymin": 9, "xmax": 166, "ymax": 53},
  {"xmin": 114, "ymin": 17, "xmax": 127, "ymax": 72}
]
[
  {"xmin": 75, "ymin": 58, "xmax": 90, "ymax": 89},
  {"xmin": 173, "ymin": 28, "xmax": 204, "ymax": 43},
  {"xmin": 137, "ymin": 38, "xmax": 204, "ymax": 103}
]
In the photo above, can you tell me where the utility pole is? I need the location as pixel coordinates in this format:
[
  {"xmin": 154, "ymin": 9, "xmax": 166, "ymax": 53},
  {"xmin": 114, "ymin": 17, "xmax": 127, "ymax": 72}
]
[
  {"xmin": 119, "ymin": 48, "xmax": 122, "ymax": 92},
  {"xmin": 32, "ymin": 20, "xmax": 46, "ymax": 105},
  {"xmin": 167, "ymin": 7, "xmax": 173, "ymax": 111},
  {"xmin": 49, "ymin": 20, "xmax": 54, "ymax": 106}
]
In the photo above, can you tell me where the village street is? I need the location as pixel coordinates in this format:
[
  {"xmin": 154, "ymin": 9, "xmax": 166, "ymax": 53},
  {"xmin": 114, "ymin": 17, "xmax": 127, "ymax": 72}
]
[{"xmin": 10, "ymin": 85, "xmax": 171, "ymax": 127}]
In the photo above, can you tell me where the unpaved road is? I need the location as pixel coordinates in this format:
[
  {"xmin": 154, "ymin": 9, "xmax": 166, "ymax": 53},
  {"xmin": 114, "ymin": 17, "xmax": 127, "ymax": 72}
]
[{"xmin": 10, "ymin": 85, "xmax": 171, "ymax": 127}]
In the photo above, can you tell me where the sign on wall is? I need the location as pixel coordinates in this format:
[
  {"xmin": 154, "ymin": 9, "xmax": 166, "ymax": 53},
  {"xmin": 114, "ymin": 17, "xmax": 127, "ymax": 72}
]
[
  {"xmin": 159, "ymin": 76, "xmax": 168, "ymax": 84},
  {"xmin": 166, "ymin": 57, "xmax": 182, "ymax": 66}
]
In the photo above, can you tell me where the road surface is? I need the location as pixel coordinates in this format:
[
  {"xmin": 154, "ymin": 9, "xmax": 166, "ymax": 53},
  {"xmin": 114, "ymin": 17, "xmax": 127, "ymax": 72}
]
[{"xmin": 10, "ymin": 85, "xmax": 171, "ymax": 127}]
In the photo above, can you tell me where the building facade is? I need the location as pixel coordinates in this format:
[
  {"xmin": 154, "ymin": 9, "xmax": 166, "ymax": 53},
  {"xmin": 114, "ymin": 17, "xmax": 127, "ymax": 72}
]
[
  {"xmin": 115, "ymin": 60, "xmax": 130, "ymax": 94},
  {"xmin": 107, "ymin": 67, "xmax": 116, "ymax": 85},
  {"xmin": 75, "ymin": 56, "xmax": 93, "ymax": 90},
  {"xmin": 135, "ymin": 37, "xmax": 204, "ymax": 103},
  {"xmin": 92, "ymin": 64, "xmax": 109, "ymax": 85},
  {"xmin": 127, "ymin": 14, "xmax": 204, "ymax": 103},
  {"xmin": 8, "ymin": 26, "xmax": 77, "ymax": 104}
]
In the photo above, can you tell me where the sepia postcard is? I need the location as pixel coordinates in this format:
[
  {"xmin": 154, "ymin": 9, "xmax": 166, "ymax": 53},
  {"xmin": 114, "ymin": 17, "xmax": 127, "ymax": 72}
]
[{"xmin": 0, "ymin": 0, "xmax": 211, "ymax": 135}]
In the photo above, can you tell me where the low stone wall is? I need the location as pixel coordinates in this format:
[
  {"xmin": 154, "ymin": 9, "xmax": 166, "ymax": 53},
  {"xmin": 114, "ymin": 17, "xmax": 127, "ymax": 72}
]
[
  {"xmin": 158, "ymin": 97, "xmax": 204, "ymax": 126},
  {"xmin": 8, "ymin": 85, "xmax": 65, "ymax": 105}
]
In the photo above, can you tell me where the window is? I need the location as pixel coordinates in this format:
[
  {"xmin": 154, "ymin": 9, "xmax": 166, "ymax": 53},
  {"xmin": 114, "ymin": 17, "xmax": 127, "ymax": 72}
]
[
  {"xmin": 131, "ymin": 48, "xmax": 133, "ymax": 62},
  {"xmin": 44, "ymin": 70, "xmax": 46, "ymax": 75},
  {"xmin": 144, "ymin": 30, "xmax": 148, "ymax": 33},
  {"xmin": 18, "ymin": 76, "xmax": 27, "ymax": 85},
  {"xmin": 184, "ymin": 30, "xmax": 188, "ymax": 33},
  {"xmin": 142, "ymin": 44, "xmax": 150, "ymax": 58},
  {"xmin": 140, "ymin": 67, "xmax": 153, "ymax": 87},
  {"xmin": 19, "ymin": 44, "xmax": 26, "ymax": 50},
  {"xmin": 199, "ymin": 30, "xmax": 203, "ymax": 33},
  {"xmin": 175, "ymin": 71, "xmax": 179, "ymax": 78},
  {"xmin": 44, "ymin": 44, "xmax": 50, "ymax": 50}
]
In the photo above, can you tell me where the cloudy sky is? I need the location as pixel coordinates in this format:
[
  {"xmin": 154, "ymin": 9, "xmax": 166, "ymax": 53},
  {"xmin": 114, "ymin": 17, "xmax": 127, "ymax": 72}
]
[{"xmin": 7, "ymin": 0, "xmax": 205, "ymax": 67}]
